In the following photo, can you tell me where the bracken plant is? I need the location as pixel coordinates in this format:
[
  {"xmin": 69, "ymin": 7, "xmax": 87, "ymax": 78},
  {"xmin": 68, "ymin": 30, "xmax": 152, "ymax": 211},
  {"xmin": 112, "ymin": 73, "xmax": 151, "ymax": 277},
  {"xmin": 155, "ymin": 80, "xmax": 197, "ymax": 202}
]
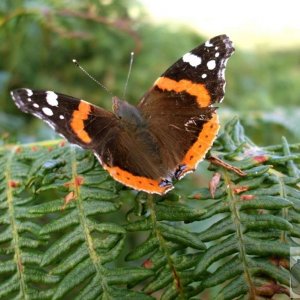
[{"xmin": 1, "ymin": 118, "xmax": 299, "ymax": 299}]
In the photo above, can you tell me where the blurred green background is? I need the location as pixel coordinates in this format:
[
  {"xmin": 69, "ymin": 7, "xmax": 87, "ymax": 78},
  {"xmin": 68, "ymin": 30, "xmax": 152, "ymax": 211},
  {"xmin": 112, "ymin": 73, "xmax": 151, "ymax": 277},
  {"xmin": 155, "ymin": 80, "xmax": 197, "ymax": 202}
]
[{"xmin": 1, "ymin": 0, "xmax": 300, "ymax": 147}]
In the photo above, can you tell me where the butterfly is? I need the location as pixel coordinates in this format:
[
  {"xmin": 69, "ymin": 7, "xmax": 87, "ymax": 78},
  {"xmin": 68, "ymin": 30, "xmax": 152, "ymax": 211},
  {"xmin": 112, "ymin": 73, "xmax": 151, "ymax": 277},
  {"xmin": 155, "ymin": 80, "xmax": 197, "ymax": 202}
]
[{"xmin": 11, "ymin": 34, "xmax": 234, "ymax": 195}]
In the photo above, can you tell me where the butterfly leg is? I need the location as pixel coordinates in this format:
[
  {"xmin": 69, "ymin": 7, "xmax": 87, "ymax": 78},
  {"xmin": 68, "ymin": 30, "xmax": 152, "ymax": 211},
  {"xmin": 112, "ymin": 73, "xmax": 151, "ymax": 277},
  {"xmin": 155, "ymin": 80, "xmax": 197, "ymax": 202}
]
[
  {"xmin": 159, "ymin": 178, "xmax": 173, "ymax": 189},
  {"xmin": 173, "ymin": 164, "xmax": 189, "ymax": 180}
]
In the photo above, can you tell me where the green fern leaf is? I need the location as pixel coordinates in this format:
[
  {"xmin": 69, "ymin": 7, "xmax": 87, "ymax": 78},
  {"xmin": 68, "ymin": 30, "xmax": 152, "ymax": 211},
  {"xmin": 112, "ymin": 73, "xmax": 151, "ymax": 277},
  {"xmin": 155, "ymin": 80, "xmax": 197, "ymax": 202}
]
[{"xmin": 1, "ymin": 117, "xmax": 300, "ymax": 299}]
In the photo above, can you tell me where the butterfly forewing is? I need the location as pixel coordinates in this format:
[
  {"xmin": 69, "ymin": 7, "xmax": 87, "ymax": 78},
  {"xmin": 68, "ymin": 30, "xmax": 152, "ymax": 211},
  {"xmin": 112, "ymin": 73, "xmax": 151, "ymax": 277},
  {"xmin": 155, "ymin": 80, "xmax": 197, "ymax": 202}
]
[
  {"xmin": 157, "ymin": 34, "xmax": 234, "ymax": 104},
  {"xmin": 11, "ymin": 89, "xmax": 116, "ymax": 148}
]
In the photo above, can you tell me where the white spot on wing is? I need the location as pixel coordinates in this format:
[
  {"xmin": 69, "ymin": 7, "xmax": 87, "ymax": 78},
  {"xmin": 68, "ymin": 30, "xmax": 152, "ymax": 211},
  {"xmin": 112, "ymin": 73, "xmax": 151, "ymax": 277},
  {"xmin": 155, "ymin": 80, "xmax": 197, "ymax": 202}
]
[
  {"xmin": 215, "ymin": 52, "xmax": 220, "ymax": 57},
  {"xmin": 219, "ymin": 57, "xmax": 230, "ymax": 103},
  {"xmin": 12, "ymin": 95, "xmax": 22, "ymax": 108},
  {"xmin": 207, "ymin": 60, "xmax": 216, "ymax": 70},
  {"xmin": 201, "ymin": 74, "xmax": 207, "ymax": 79},
  {"xmin": 59, "ymin": 115, "xmax": 64, "ymax": 119},
  {"xmin": 205, "ymin": 40, "xmax": 213, "ymax": 47},
  {"xmin": 46, "ymin": 91, "xmax": 58, "ymax": 106},
  {"xmin": 182, "ymin": 52, "xmax": 202, "ymax": 67},
  {"xmin": 27, "ymin": 97, "xmax": 32, "ymax": 102},
  {"xmin": 42, "ymin": 107, "xmax": 53, "ymax": 116},
  {"xmin": 33, "ymin": 103, "xmax": 39, "ymax": 108},
  {"xmin": 24, "ymin": 88, "xmax": 33, "ymax": 97}
]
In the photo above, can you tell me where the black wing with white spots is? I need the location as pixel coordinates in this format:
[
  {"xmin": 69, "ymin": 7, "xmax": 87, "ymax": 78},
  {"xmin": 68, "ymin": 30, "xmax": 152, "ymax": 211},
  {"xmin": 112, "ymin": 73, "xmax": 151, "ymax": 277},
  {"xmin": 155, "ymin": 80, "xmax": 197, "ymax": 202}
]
[
  {"xmin": 10, "ymin": 88, "xmax": 116, "ymax": 148},
  {"xmin": 158, "ymin": 34, "xmax": 235, "ymax": 104}
]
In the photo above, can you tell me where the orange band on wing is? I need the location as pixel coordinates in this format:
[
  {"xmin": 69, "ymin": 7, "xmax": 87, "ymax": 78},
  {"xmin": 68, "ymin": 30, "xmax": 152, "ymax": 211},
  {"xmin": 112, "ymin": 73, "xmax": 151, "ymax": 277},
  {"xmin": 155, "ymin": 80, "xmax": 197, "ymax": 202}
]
[
  {"xmin": 103, "ymin": 165, "xmax": 173, "ymax": 195},
  {"xmin": 154, "ymin": 77, "xmax": 211, "ymax": 107},
  {"xmin": 71, "ymin": 101, "xmax": 92, "ymax": 144},
  {"xmin": 181, "ymin": 113, "xmax": 219, "ymax": 172}
]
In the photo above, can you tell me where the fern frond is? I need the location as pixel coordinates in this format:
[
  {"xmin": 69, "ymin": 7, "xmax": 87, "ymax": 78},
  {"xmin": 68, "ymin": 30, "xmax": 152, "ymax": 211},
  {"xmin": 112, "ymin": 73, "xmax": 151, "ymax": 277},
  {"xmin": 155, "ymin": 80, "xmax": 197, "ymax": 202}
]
[
  {"xmin": 188, "ymin": 118, "xmax": 300, "ymax": 299},
  {"xmin": 1, "ymin": 117, "xmax": 300, "ymax": 299},
  {"xmin": 0, "ymin": 143, "xmax": 153, "ymax": 299},
  {"xmin": 125, "ymin": 194, "xmax": 208, "ymax": 299}
]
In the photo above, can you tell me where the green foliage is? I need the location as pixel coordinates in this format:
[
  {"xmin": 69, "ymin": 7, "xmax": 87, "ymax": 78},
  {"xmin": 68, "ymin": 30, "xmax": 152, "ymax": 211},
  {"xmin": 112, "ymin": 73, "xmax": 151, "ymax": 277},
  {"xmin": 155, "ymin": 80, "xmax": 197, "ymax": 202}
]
[
  {"xmin": 2, "ymin": 1, "xmax": 300, "ymax": 146},
  {"xmin": 0, "ymin": 0, "xmax": 203, "ymax": 142},
  {"xmin": 1, "ymin": 118, "xmax": 299, "ymax": 299}
]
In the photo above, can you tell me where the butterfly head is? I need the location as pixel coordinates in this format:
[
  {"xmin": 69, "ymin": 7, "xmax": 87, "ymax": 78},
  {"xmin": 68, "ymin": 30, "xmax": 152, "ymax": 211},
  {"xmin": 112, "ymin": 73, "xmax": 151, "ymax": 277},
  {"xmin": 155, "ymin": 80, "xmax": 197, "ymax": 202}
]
[{"xmin": 112, "ymin": 96, "xmax": 144, "ymax": 125}]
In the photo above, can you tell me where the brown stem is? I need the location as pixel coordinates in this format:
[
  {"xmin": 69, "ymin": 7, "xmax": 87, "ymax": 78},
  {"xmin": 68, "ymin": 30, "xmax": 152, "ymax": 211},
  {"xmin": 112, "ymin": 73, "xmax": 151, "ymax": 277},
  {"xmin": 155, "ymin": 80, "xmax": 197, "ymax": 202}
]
[{"xmin": 208, "ymin": 155, "xmax": 247, "ymax": 176}]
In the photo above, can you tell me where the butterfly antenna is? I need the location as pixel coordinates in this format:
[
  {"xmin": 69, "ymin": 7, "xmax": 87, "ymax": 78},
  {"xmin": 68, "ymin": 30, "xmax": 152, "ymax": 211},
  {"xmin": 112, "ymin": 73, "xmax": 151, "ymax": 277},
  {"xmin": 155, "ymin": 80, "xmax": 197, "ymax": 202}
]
[
  {"xmin": 122, "ymin": 52, "xmax": 134, "ymax": 99},
  {"xmin": 72, "ymin": 59, "xmax": 112, "ymax": 95}
]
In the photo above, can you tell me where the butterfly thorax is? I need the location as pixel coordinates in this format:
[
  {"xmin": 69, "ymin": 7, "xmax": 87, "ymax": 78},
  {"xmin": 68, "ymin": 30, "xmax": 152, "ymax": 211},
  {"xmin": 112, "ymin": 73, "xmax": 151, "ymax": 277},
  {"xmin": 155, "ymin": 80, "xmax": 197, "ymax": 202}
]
[{"xmin": 112, "ymin": 96, "xmax": 144, "ymax": 126}]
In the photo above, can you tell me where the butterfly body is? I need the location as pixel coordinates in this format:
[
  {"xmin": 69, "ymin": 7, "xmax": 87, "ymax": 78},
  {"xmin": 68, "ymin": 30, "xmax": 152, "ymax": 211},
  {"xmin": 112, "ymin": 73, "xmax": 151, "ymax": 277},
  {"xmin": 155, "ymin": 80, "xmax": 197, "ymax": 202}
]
[{"xmin": 11, "ymin": 35, "xmax": 234, "ymax": 194}]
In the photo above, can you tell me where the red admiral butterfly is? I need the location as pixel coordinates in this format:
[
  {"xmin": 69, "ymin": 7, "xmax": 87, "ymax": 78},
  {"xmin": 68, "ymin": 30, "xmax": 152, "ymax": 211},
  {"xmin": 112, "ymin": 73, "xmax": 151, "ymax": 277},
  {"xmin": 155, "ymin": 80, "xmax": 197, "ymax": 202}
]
[{"xmin": 11, "ymin": 34, "xmax": 234, "ymax": 194}]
